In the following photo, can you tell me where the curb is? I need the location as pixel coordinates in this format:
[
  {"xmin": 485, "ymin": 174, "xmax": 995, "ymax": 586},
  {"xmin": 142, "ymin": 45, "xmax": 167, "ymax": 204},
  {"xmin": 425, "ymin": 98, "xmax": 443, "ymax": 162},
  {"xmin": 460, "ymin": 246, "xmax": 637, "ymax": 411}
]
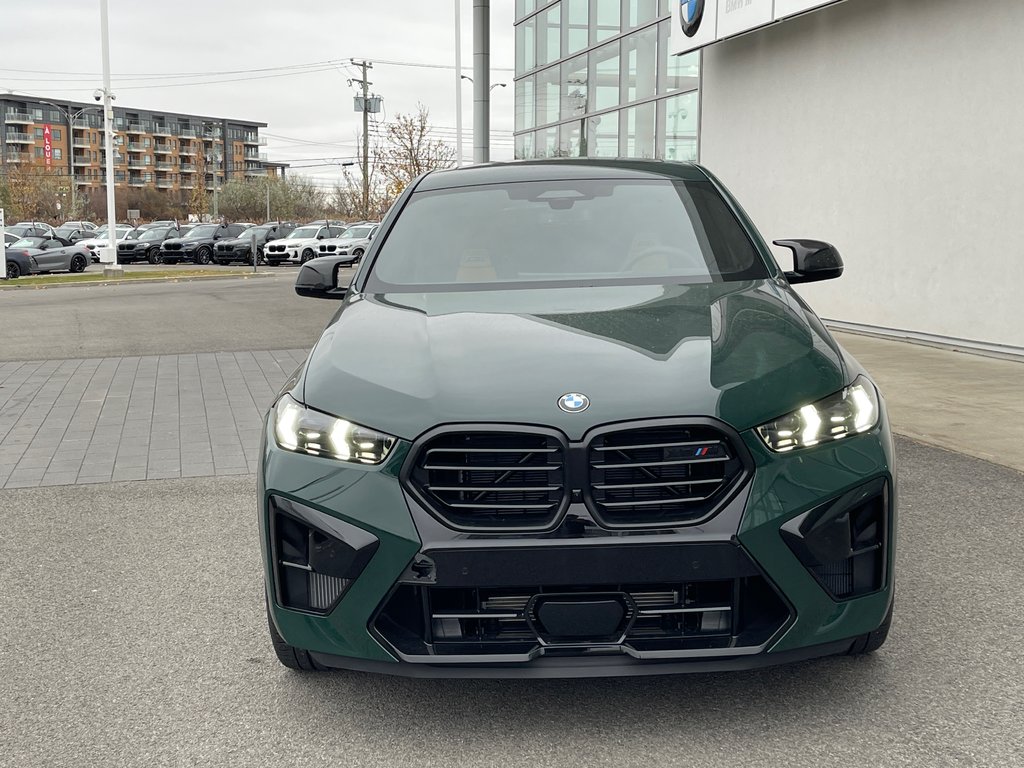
[{"xmin": 0, "ymin": 271, "xmax": 281, "ymax": 291}]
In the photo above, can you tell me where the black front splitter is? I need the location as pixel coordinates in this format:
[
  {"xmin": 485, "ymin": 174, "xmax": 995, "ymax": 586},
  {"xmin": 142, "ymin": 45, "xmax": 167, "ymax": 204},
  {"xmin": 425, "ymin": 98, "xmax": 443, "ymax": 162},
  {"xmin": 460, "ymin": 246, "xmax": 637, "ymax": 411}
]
[{"xmin": 310, "ymin": 639, "xmax": 854, "ymax": 679}]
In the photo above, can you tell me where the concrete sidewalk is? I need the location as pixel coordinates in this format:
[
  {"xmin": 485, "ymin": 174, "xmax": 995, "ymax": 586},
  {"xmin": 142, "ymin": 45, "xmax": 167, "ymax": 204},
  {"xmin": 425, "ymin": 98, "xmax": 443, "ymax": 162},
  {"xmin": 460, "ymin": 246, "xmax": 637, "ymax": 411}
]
[
  {"xmin": 834, "ymin": 332, "xmax": 1024, "ymax": 473},
  {"xmin": 0, "ymin": 336, "xmax": 1021, "ymax": 490}
]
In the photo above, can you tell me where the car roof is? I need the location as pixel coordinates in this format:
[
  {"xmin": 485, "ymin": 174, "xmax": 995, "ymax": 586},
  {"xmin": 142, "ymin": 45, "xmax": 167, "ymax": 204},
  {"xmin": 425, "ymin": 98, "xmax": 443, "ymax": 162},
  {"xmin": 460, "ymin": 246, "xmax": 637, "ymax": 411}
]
[{"xmin": 415, "ymin": 158, "xmax": 710, "ymax": 192}]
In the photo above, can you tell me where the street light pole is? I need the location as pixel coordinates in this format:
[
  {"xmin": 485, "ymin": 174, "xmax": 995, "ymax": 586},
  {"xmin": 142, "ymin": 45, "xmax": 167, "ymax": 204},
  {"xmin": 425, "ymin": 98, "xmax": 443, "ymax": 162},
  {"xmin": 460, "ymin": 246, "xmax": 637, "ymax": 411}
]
[
  {"xmin": 99, "ymin": 0, "xmax": 119, "ymax": 273},
  {"xmin": 455, "ymin": 0, "xmax": 463, "ymax": 167}
]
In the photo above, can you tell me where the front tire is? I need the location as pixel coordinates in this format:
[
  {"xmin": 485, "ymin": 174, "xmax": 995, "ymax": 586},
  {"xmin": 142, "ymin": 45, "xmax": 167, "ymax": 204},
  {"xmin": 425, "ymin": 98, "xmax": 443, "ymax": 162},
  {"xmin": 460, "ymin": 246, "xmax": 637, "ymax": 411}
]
[
  {"xmin": 195, "ymin": 246, "xmax": 212, "ymax": 265},
  {"xmin": 6, "ymin": 261, "xmax": 21, "ymax": 279},
  {"xmin": 148, "ymin": 248, "xmax": 163, "ymax": 265},
  {"xmin": 301, "ymin": 248, "xmax": 315, "ymax": 263},
  {"xmin": 69, "ymin": 254, "xmax": 87, "ymax": 273},
  {"xmin": 849, "ymin": 600, "xmax": 893, "ymax": 655},
  {"xmin": 266, "ymin": 595, "xmax": 329, "ymax": 671}
]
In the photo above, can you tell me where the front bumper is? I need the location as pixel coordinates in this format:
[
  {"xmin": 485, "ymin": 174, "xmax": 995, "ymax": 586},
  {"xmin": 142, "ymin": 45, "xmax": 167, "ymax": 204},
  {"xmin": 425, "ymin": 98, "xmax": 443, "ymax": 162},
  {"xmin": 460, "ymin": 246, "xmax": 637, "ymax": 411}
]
[{"xmin": 260, "ymin": 408, "xmax": 896, "ymax": 677}]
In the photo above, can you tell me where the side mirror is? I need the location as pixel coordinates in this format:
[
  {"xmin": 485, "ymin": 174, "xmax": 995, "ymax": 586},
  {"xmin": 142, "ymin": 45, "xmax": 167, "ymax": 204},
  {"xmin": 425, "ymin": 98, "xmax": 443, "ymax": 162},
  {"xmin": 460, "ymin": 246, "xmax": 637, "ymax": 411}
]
[
  {"xmin": 773, "ymin": 239, "xmax": 844, "ymax": 284},
  {"xmin": 316, "ymin": 234, "xmax": 325, "ymax": 240},
  {"xmin": 295, "ymin": 256, "xmax": 349, "ymax": 300}
]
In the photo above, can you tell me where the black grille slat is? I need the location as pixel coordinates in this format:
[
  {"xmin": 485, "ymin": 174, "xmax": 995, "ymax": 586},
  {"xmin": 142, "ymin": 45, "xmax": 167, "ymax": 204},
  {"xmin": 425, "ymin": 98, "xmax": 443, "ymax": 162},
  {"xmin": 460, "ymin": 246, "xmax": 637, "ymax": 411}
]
[
  {"xmin": 407, "ymin": 422, "xmax": 746, "ymax": 531},
  {"xmin": 410, "ymin": 431, "xmax": 566, "ymax": 530},
  {"xmin": 588, "ymin": 425, "xmax": 743, "ymax": 527}
]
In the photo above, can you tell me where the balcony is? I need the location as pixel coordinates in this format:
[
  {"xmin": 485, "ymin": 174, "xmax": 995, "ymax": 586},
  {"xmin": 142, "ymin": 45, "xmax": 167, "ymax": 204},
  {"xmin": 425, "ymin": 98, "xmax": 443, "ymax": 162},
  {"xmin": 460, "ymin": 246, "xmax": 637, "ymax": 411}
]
[
  {"xmin": 154, "ymin": 143, "xmax": 173, "ymax": 153},
  {"xmin": 129, "ymin": 176, "xmax": 146, "ymax": 187},
  {"xmin": 155, "ymin": 162, "xmax": 175, "ymax": 171},
  {"xmin": 73, "ymin": 154, "xmax": 91, "ymax": 166},
  {"xmin": 178, "ymin": 145, "xmax": 197, "ymax": 156},
  {"xmin": 157, "ymin": 179, "xmax": 174, "ymax": 189},
  {"xmin": 127, "ymin": 142, "xmax": 146, "ymax": 152},
  {"xmin": 244, "ymin": 168, "xmax": 268, "ymax": 177},
  {"xmin": 180, "ymin": 181, "xmax": 194, "ymax": 189},
  {"xmin": 179, "ymin": 164, "xmax": 196, "ymax": 173},
  {"xmin": 5, "ymin": 110, "xmax": 33, "ymax": 124},
  {"xmin": 6, "ymin": 151, "xmax": 28, "ymax": 162},
  {"xmin": 5, "ymin": 132, "xmax": 32, "ymax": 144},
  {"xmin": 73, "ymin": 138, "xmax": 92, "ymax": 148},
  {"xmin": 127, "ymin": 160, "xmax": 148, "ymax": 169},
  {"xmin": 127, "ymin": 123, "xmax": 149, "ymax": 134},
  {"xmin": 152, "ymin": 124, "xmax": 172, "ymax": 136},
  {"xmin": 177, "ymin": 129, "xmax": 196, "ymax": 139}
]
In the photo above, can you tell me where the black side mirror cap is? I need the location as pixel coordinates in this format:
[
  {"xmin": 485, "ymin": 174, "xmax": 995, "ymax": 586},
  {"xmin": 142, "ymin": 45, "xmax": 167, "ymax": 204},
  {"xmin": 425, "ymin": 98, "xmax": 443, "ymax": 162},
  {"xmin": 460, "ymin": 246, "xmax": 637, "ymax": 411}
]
[
  {"xmin": 773, "ymin": 239, "xmax": 844, "ymax": 284},
  {"xmin": 295, "ymin": 256, "xmax": 349, "ymax": 300}
]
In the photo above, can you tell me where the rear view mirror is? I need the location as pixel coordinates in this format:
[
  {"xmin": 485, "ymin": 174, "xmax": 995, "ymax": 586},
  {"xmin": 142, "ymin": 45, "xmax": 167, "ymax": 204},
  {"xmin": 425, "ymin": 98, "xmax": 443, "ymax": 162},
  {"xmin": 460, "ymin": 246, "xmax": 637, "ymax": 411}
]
[
  {"xmin": 773, "ymin": 239, "xmax": 844, "ymax": 284},
  {"xmin": 295, "ymin": 256, "xmax": 349, "ymax": 300}
]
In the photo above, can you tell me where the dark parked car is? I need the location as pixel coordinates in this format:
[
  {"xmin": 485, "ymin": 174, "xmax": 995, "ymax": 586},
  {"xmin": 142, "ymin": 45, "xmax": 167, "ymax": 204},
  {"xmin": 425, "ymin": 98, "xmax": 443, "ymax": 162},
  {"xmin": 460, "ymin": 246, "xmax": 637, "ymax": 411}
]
[
  {"xmin": 4, "ymin": 232, "xmax": 20, "ymax": 247},
  {"xmin": 159, "ymin": 223, "xmax": 248, "ymax": 265},
  {"xmin": 4, "ymin": 248, "xmax": 39, "ymax": 279},
  {"xmin": 118, "ymin": 225, "xmax": 193, "ymax": 264},
  {"xmin": 262, "ymin": 159, "xmax": 895, "ymax": 677},
  {"xmin": 54, "ymin": 225, "xmax": 94, "ymax": 244},
  {"xmin": 6, "ymin": 223, "xmax": 53, "ymax": 239},
  {"xmin": 6, "ymin": 236, "xmax": 91, "ymax": 273},
  {"xmin": 214, "ymin": 222, "xmax": 297, "ymax": 265}
]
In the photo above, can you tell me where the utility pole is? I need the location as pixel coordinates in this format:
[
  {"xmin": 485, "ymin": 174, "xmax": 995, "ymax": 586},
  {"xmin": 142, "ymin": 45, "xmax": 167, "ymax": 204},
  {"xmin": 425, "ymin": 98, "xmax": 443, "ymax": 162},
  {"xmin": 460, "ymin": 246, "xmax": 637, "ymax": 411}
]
[{"xmin": 350, "ymin": 60, "xmax": 373, "ymax": 217}]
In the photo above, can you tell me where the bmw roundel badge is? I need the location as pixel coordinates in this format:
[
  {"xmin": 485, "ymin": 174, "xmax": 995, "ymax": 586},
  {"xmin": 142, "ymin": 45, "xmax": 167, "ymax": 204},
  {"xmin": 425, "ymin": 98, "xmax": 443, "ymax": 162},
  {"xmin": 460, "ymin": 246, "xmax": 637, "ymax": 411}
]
[
  {"xmin": 558, "ymin": 393, "xmax": 590, "ymax": 413},
  {"xmin": 680, "ymin": 0, "xmax": 705, "ymax": 37}
]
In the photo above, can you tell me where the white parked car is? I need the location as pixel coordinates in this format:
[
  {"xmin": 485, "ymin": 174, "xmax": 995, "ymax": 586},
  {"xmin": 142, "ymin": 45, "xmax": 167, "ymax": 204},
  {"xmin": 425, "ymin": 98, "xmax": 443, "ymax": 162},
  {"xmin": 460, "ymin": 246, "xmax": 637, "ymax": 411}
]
[
  {"xmin": 264, "ymin": 224, "xmax": 346, "ymax": 265},
  {"xmin": 77, "ymin": 225, "xmax": 143, "ymax": 261},
  {"xmin": 316, "ymin": 223, "xmax": 379, "ymax": 264}
]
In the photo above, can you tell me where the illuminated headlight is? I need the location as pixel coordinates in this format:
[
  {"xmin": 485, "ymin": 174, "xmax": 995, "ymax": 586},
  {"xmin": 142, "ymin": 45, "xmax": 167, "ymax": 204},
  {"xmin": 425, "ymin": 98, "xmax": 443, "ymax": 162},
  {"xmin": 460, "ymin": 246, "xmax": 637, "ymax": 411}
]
[
  {"xmin": 756, "ymin": 377, "xmax": 880, "ymax": 453},
  {"xmin": 273, "ymin": 394, "xmax": 396, "ymax": 465}
]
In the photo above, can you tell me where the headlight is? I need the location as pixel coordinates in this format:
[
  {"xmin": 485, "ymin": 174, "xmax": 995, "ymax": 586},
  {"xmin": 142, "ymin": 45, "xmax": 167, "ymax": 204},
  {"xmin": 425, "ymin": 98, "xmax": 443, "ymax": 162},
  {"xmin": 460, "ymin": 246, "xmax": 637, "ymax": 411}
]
[
  {"xmin": 756, "ymin": 376, "xmax": 879, "ymax": 453},
  {"xmin": 182, "ymin": 242, "xmax": 197, "ymax": 250},
  {"xmin": 273, "ymin": 394, "xmax": 396, "ymax": 465}
]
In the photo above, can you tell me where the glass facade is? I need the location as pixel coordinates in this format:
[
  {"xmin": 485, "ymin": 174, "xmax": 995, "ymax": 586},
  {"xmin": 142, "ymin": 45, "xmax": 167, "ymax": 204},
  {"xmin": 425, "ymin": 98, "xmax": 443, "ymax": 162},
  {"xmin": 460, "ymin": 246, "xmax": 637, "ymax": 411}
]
[{"xmin": 514, "ymin": 0, "xmax": 699, "ymax": 161}]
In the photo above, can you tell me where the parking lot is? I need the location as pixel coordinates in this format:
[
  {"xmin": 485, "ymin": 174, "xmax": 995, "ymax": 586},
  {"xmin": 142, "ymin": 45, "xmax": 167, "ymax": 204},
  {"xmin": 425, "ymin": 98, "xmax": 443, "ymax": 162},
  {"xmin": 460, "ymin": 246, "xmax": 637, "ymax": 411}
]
[{"xmin": 1, "ymin": 274, "xmax": 1023, "ymax": 767}]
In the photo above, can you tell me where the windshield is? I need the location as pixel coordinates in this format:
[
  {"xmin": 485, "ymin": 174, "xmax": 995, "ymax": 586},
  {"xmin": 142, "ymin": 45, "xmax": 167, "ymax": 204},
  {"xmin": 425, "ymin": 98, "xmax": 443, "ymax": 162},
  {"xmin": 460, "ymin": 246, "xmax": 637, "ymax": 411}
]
[
  {"xmin": 366, "ymin": 179, "xmax": 768, "ymax": 292},
  {"xmin": 12, "ymin": 237, "xmax": 44, "ymax": 248},
  {"xmin": 340, "ymin": 226, "xmax": 372, "ymax": 240},
  {"xmin": 184, "ymin": 225, "xmax": 218, "ymax": 239},
  {"xmin": 287, "ymin": 226, "xmax": 320, "ymax": 239},
  {"xmin": 245, "ymin": 226, "xmax": 273, "ymax": 238},
  {"xmin": 139, "ymin": 228, "xmax": 170, "ymax": 241}
]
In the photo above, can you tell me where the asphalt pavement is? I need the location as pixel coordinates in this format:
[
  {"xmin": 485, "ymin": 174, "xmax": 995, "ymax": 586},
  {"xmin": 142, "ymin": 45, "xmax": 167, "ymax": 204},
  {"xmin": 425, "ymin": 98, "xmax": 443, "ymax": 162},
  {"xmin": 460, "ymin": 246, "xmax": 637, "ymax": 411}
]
[
  {"xmin": 0, "ymin": 267, "xmax": 343, "ymax": 361},
  {"xmin": 1, "ymin": 438, "xmax": 1021, "ymax": 768}
]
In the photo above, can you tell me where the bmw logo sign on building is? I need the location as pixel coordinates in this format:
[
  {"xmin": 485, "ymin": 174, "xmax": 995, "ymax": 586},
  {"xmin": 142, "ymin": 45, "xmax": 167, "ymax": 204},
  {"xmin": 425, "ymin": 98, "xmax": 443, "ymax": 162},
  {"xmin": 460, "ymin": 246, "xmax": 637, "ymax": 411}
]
[
  {"xmin": 558, "ymin": 393, "xmax": 590, "ymax": 413},
  {"xmin": 680, "ymin": 0, "xmax": 705, "ymax": 36}
]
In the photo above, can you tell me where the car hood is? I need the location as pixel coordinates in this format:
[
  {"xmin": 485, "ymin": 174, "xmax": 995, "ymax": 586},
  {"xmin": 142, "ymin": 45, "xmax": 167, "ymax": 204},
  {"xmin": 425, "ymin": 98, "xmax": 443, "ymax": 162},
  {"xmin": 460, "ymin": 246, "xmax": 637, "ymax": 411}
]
[
  {"xmin": 269, "ymin": 237, "xmax": 316, "ymax": 248},
  {"xmin": 218, "ymin": 236, "xmax": 257, "ymax": 247},
  {"xmin": 300, "ymin": 279, "xmax": 848, "ymax": 441},
  {"xmin": 77, "ymin": 238, "xmax": 110, "ymax": 248}
]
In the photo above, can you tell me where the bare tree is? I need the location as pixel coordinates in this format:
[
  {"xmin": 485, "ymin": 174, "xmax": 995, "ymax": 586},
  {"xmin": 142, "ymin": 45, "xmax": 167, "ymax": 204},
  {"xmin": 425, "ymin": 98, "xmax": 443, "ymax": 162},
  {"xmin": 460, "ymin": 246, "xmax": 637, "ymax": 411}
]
[
  {"xmin": 374, "ymin": 105, "xmax": 456, "ymax": 201},
  {"xmin": 189, "ymin": 144, "xmax": 209, "ymax": 219}
]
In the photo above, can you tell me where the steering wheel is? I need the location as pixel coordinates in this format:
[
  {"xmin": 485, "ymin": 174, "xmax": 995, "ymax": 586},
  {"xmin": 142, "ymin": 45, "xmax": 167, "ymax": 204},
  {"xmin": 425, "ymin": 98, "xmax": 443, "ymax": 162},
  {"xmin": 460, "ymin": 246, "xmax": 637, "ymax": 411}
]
[{"xmin": 622, "ymin": 245, "xmax": 701, "ymax": 273}]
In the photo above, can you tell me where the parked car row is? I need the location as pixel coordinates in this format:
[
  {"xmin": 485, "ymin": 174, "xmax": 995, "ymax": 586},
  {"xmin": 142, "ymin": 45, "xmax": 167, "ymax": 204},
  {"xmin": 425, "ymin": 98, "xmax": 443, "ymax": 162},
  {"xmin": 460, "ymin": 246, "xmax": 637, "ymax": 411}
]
[{"xmin": 4, "ymin": 218, "xmax": 379, "ymax": 277}]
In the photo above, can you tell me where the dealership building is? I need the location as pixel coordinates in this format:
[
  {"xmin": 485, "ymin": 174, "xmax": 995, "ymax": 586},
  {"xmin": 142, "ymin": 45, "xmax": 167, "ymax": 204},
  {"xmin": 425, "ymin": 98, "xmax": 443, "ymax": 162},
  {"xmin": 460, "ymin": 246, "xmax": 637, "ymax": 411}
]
[{"xmin": 513, "ymin": 0, "xmax": 1023, "ymax": 355}]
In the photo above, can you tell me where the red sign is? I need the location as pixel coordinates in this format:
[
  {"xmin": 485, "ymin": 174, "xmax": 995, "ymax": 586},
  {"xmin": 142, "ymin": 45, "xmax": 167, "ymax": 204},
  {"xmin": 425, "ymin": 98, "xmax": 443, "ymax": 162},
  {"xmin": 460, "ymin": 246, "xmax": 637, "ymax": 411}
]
[{"xmin": 43, "ymin": 124, "xmax": 52, "ymax": 168}]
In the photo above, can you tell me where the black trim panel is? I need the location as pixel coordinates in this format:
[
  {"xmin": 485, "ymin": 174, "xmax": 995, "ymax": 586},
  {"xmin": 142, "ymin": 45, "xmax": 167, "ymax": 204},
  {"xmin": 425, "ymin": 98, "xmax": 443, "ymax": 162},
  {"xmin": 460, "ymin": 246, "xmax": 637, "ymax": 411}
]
[{"xmin": 310, "ymin": 639, "xmax": 854, "ymax": 679}]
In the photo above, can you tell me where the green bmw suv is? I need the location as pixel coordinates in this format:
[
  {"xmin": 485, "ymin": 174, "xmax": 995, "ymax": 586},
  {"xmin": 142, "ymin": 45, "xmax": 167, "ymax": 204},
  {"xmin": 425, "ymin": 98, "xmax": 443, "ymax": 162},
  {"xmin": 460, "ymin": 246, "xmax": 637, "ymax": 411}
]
[{"xmin": 259, "ymin": 159, "xmax": 895, "ymax": 677}]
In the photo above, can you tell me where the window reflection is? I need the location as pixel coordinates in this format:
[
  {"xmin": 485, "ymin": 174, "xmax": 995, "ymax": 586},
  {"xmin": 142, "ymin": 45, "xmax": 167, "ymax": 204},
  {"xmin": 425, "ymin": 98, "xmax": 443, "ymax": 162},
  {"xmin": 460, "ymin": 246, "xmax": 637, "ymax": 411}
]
[
  {"xmin": 590, "ymin": 41, "xmax": 620, "ymax": 113},
  {"xmin": 622, "ymin": 25, "xmax": 657, "ymax": 104},
  {"xmin": 561, "ymin": 54, "xmax": 588, "ymax": 120},
  {"xmin": 663, "ymin": 91, "xmax": 698, "ymax": 162},
  {"xmin": 592, "ymin": 0, "xmax": 620, "ymax": 44},
  {"xmin": 537, "ymin": 3, "xmax": 562, "ymax": 68}
]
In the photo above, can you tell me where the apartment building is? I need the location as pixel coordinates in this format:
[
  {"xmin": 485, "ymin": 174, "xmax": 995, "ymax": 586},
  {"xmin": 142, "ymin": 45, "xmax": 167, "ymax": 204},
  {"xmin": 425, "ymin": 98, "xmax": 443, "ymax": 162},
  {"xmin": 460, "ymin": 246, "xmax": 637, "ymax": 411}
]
[{"xmin": 0, "ymin": 96, "xmax": 284, "ymax": 195}]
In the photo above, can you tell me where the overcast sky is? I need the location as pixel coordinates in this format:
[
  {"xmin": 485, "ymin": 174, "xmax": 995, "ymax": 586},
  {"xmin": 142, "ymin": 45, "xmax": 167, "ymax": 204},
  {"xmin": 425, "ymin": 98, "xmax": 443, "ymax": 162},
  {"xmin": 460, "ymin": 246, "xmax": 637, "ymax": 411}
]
[{"xmin": 1, "ymin": 1, "xmax": 517, "ymax": 189}]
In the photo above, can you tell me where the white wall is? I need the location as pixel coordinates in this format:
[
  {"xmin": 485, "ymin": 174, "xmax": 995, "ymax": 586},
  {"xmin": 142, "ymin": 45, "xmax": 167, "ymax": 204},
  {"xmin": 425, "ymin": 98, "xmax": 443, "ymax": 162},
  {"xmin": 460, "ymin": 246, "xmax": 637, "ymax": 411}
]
[{"xmin": 700, "ymin": 0, "xmax": 1024, "ymax": 350}]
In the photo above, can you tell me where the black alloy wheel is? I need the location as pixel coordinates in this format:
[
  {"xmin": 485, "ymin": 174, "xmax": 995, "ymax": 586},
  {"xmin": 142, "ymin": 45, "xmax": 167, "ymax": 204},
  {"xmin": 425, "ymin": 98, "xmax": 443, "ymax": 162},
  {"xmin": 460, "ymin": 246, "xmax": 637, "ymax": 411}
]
[
  {"xmin": 148, "ymin": 247, "xmax": 162, "ymax": 265},
  {"xmin": 6, "ymin": 261, "xmax": 20, "ymax": 279},
  {"xmin": 195, "ymin": 246, "xmax": 212, "ymax": 265},
  {"xmin": 301, "ymin": 248, "xmax": 315, "ymax": 263},
  {"xmin": 69, "ymin": 254, "xmax": 87, "ymax": 273}
]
